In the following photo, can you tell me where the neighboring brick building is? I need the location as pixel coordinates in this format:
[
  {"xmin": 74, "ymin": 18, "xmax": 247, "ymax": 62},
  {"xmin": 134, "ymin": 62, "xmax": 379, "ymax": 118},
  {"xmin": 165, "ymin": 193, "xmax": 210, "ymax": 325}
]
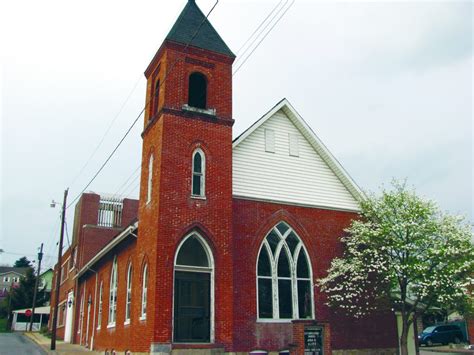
[
  {"xmin": 48, "ymin": 192, "xmax": 138, "ymax": 342},
  {"xmin": 50, "ymin": 0, "xmax": 400, "ymax": 353}
]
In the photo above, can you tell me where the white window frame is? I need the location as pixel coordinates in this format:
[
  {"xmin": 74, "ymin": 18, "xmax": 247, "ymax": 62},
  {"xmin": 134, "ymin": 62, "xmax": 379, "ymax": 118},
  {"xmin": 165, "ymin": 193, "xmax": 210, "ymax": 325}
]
[
  {"xmin": 108, "ymin": 256, "xmax": 118, "ymax": 327},
  {"xmin": 125, "ymin": 263, "xmax": 132, "ymax": 324},
  {"xmin": 173, "ymin": 232, "xmax": 215, "ymax": 343},
  {"xmin": 140, "ymin": 264, "xmax": 148, "ymax": 320},
  {"xmin": 147, "ymin": 154, "xmax": 154, "ymax": 204},
  {"xmin": 97, "ymin": 281, "xmax": 103, "ymax": 330},
  {"xmin": 191, "ymin": 149, "xmax": 206, "ymax": 198},
  {"xmin": 256, "ymin": 222, "xmax": 314, "ymax": 322}
]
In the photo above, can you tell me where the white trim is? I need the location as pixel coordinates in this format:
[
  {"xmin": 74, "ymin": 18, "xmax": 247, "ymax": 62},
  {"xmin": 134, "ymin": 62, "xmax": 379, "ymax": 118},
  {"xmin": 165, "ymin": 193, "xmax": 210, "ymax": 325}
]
[
  {"xmin": 256, "ymin": 222, "xmax": 315, "ymax": 321},
  {"xmin": 97, "ymin": 281, "xmax": 103, "ymax": 330},
  {"xmin": 125, "ymin": 263, "xmax": 132, "ymax": 323},
  {"xmin": 107, "ymin": 256, "xmax": 118, "ymax": 327},
  {"xmin": 140, "ymin": 264, "xmax": 148, "ymax": 319},
  {"xmin": 77, "ymin": 222, "xmax": 138, "ymax": 279},
  {"xmin": 233, "ymin": 98, "xmax": 364, "ymax": 203},
  {"xmin": 191, "ymin": 148, "xmax": 206, "ymax": 198},
  {"xmin": 146, "ymin": 154, "xmax": 154, "ymax": 204},
  {"xmin": 172, "ymin": 232, "xmax": 215, "ymax": 344}
]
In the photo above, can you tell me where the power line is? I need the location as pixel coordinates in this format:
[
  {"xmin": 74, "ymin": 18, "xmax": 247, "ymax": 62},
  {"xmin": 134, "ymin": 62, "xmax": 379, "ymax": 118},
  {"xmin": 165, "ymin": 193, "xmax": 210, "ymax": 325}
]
[
  {"xmin": 66, "ymin": 0, "xmax": 220, "ymax": 210},
  {"xmin": 233, "ymin": 0, "xmax": 295, "ymax": 76},
  {"xmin": 234, "ymin": 0, "xmax": 288, "ymax": 66},
  {"xmin": 234, "ymin": 0, "xmax": 285, "ymax": 56},
  {"xmin": 68, "ymin": 76, "xmax": 144, "ymax": 188}
]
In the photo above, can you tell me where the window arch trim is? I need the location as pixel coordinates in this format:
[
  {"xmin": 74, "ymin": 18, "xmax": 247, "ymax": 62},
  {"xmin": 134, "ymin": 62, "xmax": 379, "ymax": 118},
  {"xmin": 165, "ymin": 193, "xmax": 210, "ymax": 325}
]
[
  {"xmin": 256, "ymin": 222, "xmax": 314, "ymax": 322},
  {"xmin": 125, "ymin": 262, "xmax": 132, "ymax": 324},
  {"xmin": 107, "ymin": 256, "xmax": 118, "ymax": 327},
  {"xmin": 191, "ymin": 148, "xmax": 206, "ymax": 198},
  {"xmin": 173, "ymin": 231, "xmax": 215, "ymax": 343},
  {"xmin": 140, "ymin": 263, "xmax": 148, "ymax": 320}
]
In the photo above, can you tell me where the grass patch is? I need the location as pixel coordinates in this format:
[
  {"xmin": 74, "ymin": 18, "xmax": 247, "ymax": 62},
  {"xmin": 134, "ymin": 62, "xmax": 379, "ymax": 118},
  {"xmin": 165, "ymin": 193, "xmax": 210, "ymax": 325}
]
[{"xmin": 0, "ymin": 318, "xmax": 10, "ymax": 333}]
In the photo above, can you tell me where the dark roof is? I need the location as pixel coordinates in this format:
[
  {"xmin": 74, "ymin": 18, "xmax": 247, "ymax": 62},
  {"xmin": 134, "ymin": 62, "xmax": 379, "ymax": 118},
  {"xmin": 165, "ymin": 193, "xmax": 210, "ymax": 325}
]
[
  {"xmin": 0, "ymin": 267, "xmax": 30, "ymax": 276},
  {"xmin": 166, "ymin": 0, "xmax": 235, "ymax": 58}
]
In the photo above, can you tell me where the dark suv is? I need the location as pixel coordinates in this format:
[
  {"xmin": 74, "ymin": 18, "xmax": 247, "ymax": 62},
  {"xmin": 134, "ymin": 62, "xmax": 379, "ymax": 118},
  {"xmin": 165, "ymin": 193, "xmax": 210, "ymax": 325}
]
[{"xmin": 418, "ymin": 324, "xmax": 464, "ymax": 346}]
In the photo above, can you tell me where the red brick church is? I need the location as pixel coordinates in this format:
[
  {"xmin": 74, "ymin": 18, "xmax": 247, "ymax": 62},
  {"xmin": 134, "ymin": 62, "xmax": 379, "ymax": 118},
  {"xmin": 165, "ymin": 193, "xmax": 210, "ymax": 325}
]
[{"xmin": 49, "ymin": 0, "xmax": 400, "ymax": 353}]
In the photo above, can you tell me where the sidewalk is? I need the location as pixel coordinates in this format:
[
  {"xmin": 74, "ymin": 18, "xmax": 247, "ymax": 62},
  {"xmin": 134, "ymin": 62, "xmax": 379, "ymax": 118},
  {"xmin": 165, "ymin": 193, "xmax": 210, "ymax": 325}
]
[
  {"xmin": 24, "ymin": 332, "xmax": 102, "ymax": 354},
  {"xmin": 420, "ymin": 344, "xmax": 474, "ymax": 354}
]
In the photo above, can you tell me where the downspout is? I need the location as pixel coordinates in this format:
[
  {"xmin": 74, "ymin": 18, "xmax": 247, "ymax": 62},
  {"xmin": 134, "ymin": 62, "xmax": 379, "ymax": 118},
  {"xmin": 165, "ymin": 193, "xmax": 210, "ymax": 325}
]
[{"xmin": 90, "ymin": 269, "xmax": 98, "ymax": 350}]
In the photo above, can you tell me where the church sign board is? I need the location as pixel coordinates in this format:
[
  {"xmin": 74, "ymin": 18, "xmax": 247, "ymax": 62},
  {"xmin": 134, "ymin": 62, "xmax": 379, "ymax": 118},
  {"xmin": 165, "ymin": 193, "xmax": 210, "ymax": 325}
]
[{"xmin": 304, "ymin": 325, "xmax": 324, "ymax": 355}]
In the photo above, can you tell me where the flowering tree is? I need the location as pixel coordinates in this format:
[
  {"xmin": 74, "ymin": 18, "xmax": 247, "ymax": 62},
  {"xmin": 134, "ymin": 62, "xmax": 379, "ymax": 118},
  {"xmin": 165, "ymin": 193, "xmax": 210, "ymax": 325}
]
[{"xmin": 318, "ymin": 181, "xmax": 474, "ymax": 355}]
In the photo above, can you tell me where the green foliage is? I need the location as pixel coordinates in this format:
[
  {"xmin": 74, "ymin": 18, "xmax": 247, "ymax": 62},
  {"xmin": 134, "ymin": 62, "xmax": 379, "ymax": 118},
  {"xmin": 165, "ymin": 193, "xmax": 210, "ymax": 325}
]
[
  {"xmin": 318, "ymin": 180, "xmax": 474, "ymax": 319},
  {"xmin": 0, "ymin": 317, "xmax": 9, "ymax": 332},
  {"xmin": 0, "ymin": 268, "xmax": 47, "ymax": 320},
  {"xmin": 13, "ymin": 257, "xmax": 33, "ymax": 268}
]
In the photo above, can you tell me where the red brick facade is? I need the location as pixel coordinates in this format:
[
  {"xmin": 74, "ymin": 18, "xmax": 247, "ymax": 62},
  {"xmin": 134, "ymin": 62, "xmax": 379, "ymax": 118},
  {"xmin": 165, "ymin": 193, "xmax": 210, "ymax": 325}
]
[{"xmin": 49, "ymin": 1, "xmax": 400, "ymax": 353}]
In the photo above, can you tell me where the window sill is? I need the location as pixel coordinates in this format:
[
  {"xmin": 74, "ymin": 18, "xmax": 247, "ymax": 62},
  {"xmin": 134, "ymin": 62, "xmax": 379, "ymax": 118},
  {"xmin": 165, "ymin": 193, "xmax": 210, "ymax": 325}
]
[
  {"xmin": 124, "ymin": 320, "xmax": 130, "ymax": 326},
  {"xmin": 182, "ymin": 104, "xmax": 216, "ymax": 116},
  {"xmin": 139, "ymin": 315, "xmax": 146, "ymax": 321},
  {"xmin": 107, "ymin": 323, "xmax": 116, "ymax": 329},
  {"xmin": 96, "ymin": 326, "xmax": 101, "ymax": 330},
  {"xmin": 256, "ymin": 317, "xmax": 315, "ymax": 323},
  {"xmin": 190, "ymin": 195, "xmax": 206, "ymax": 200}
]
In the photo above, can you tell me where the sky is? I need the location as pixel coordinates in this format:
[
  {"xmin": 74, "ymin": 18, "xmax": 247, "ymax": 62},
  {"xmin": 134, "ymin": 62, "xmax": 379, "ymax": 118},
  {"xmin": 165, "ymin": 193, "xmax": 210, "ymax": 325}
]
[{"xmin": 1, "ymin": 0, "xmax": 472, "ymax": 270}]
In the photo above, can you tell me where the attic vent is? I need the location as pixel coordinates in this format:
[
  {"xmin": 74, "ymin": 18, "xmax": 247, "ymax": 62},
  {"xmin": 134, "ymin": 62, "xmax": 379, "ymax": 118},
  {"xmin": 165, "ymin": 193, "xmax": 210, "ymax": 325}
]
[
  {"xmin": 289, "ymin": 133, "xmax": 299, "ymax": 157},
  {"xmin": 264, "ymin": 129, "xmax": 275, "ymax": 153},
  {"xmin": 98, "ymin": 197, "xmax": 123, "ymax": 228}
]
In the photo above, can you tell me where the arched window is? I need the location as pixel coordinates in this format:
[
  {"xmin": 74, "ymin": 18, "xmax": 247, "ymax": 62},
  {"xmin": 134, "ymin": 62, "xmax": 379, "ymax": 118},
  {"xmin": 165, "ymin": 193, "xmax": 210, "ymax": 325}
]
[
  {"xmin": 147, "ymin": 154, "xmax": 153, "ymax": 204},
  {"xmin": 152, "ymin": 79, "xmax": 160, "ymax": 118},
  {"xmin": 97, "ymin": 281, "xmax": 103, "ymax": 329},
  {"xmin": 174, "ymin": 233, "xmax": 213, "ymax": 343},
  {"xmin": 257, "ymin": 222, "xmax": 313, "ymax": 320},
  {"xmin": 191, "ymin": 149, "xmax": 205, "ymax": 197},
  {"xmin": 108, "ymin": 256, "xmax": 118, "ymax": 326},
  {"xmin": 188, "ymin": 72, "xmax": 207, "ymax": 109},
  {"xmin": 125, "ymin": 263, "xmax": 132, "ymax": 324},
  {"xmin": 140, "ymin": 264, "xmax": 148, "ymax": 319}
]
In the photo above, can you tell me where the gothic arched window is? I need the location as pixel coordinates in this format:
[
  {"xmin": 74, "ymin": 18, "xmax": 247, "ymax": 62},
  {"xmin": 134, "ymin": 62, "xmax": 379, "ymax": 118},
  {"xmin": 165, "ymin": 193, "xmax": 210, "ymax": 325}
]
[
  {"xmin": 141, "ymin": 264, "xmax": 148, "ymax": 319},
  {"xmin": 147, "ymin": 154, "xmax": 153, "ymax": 204},
  {"xmin": 191, "ymin": 149, "xmax": 205, "ymax": 197},
  {"xmin": 257, "ymin": 222, "xmax": 313, "ymax": 320},
  {"xmin": 125, "ymin": 263, "xmax": 132, "ymax": 323},
  {"xmin": 108, "ymin": 256, "xmax": 118, "ymax": 326},
  {"xmin": 188, "ymin": 72, "xmax": 207, "ymax": 109},
  {"xmin": 174, "ymin": 233, "xmax": 213, "ymax": 343},
  {"xmin": 153, "ymin": 79, "xmax": 160, "ymax": 117}
]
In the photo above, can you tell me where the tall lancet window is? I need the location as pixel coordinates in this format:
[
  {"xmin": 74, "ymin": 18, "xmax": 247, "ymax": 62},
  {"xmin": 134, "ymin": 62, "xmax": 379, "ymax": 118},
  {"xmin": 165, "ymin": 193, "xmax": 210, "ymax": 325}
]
[
  {"xmin": 191, "ymin": 149, "xmax": 205, "ymax": 197},
  {"xmin": 147, "ymin": 154, "xmax": 153, "ymax": 204},
  {"xmin": 257, "ymin": 222, "xmax": 314, "ymax": 320}
]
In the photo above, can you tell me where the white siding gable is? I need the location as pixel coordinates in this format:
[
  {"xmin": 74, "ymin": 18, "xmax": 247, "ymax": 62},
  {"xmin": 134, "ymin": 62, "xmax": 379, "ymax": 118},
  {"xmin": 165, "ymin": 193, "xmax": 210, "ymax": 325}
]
[{"xmin": 233, "ymin": 104, "xmax": 360, "ymax": 212}]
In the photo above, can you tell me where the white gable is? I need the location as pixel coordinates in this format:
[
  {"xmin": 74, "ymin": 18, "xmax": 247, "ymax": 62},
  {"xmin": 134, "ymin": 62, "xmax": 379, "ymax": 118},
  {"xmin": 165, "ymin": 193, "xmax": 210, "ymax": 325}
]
[{"xmin": 232, "ymin": 99, "xmax": 362, "ymax": 212}]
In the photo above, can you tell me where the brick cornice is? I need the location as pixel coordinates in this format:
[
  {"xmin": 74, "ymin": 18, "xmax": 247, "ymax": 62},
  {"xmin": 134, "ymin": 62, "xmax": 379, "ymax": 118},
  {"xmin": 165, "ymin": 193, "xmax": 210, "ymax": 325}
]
[{"xmin": 141, "ymin": 107, "xmax": 234, "ymax": 138}]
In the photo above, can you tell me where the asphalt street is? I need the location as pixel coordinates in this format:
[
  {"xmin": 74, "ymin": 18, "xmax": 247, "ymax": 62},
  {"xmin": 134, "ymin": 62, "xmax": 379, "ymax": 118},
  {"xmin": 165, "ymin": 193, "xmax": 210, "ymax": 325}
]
[{"xmin": 0, "ymin": 333, "xmax": 46, "ymax": 355}]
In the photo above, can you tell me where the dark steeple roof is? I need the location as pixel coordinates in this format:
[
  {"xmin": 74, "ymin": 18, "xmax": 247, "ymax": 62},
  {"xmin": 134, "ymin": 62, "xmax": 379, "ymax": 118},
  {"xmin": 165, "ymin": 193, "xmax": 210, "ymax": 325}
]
[{"xmin": 165, "ymin": 0, "xmax": 235, "ymax": 58}]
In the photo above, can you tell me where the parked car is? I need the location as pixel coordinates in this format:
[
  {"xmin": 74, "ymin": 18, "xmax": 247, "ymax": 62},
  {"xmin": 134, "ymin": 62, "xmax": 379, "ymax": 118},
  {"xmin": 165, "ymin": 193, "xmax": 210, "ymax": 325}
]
[{"xmin": 418, "ymin": 324, "xmax": 464, "ymax": 346}]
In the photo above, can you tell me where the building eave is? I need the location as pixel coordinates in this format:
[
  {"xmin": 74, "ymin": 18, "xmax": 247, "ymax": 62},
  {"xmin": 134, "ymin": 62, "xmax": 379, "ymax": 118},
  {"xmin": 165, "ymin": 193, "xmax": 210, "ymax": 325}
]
[{"xmin": 76, "ymin": 221, "xmax": 138, "ymax": 279}]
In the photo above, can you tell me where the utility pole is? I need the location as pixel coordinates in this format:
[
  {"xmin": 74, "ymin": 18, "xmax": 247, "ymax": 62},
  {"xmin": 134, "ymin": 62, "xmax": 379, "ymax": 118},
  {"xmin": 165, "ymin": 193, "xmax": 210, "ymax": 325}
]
[
  {"xmin": 50, "ymin": 188, "xmax": 68, "ymax": 350},
  {"xmin": 29, "ymin": 243, "xmax": 43, "ymax": 331}
]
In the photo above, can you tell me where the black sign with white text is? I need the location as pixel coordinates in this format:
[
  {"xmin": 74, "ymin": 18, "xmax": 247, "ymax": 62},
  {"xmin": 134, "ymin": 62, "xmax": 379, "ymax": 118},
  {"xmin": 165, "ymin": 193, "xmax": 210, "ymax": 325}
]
[{"xmin": 304, "ymin": 326, "xmax": 323, "ymax": 355}]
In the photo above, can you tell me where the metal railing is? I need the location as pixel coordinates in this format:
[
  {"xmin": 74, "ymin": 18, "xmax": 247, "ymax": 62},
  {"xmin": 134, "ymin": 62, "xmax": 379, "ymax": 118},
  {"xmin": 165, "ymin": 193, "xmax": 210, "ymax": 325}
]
[{"xmin": 97, "ymin": 196, "xmax": 123, "ymax": 228}]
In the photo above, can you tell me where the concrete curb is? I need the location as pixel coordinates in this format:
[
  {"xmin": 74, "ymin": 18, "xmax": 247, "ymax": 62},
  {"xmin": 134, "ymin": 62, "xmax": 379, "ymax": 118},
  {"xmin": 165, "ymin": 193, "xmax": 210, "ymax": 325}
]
[{"xmin": 23, "ymin": 332, "xmax": 102, "ymax": 354}]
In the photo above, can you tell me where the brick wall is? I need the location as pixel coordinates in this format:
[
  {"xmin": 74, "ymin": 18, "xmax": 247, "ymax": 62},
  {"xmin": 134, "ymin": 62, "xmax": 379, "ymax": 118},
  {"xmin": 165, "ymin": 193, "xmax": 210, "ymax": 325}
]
[{"xmin": 232, "ymin": 198, "xmax": 399, "ymax": 352}]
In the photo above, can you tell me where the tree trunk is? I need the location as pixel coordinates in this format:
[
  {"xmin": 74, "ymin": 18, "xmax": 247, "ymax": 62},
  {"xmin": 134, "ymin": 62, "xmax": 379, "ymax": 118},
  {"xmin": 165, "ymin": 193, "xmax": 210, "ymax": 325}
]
[{"xmin": 399, "ymin": 313, "xmax": 409, "ymax": 355}]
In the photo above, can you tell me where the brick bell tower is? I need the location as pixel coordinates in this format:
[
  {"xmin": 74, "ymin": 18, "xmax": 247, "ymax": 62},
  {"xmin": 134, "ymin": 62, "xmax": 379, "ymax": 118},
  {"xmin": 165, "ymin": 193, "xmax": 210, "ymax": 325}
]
[{"xmin": 137, "ymin": 0, "xmax": 235, "ymax": 352}]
